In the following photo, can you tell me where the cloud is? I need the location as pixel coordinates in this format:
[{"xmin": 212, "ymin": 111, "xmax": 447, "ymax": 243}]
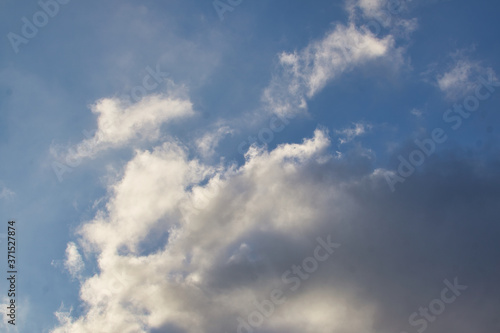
[
  {"xmin": 52, "ymin": 128, "xmax": 500, "ymax": 333},
  {"xmin": 64, "ymin": 242, "xmax": 85, "ymax": 279},
  {"xmin": 0, "ymin": 296, "xmax": 31, "ymax": 333},
  {"xmin": 56, "ymin": 88, "xmax": 195, "ymax": 162},
  {"xmin": 410, "ymin": 108, "xmax": 423, "ymax": 117},
  {"xmin": 77, "ymin": 142, "xmax": 212, "ymax": 255},
  {"xmin": 261, "ymin": 0, "xmax": 417, "ymax": 119},
  {"xmin": 52, "ymin": 130, "xmax": 359, "ymax": 333},
  {"xmin": 48, "ymin": 6, "xmax": 500, "ymax": 333},
  {"xmin": 196, "ymin": 125, "xmax": 234, "ymax": 158},
  {"xmin": 335, "ymin": 122, "xmax": 372, "ymax": 145},
  {"xmin": 347, "ymin": 0, "xmax": 389, "ymax": 23},
  {"xmin": 437, "ymin": 59, "xmax": 477, "ymax": 100},
  {"xmin": 346, "ymin": 0, "xmax": 418, "ymax": 38},
  {"xmin": 263, "ymin": 23, "xmax": 401, "ymax": 117},
  {"xmin": 435, "ymin": 52, "xmax": 498, "ymax": 100},
  {"xmin": 0, "ymin": 185, "xmax": 15, "ymax": 200},
  {"xmin": 263, "ymin": 25, "xmax": 399, "ymax": 117}
]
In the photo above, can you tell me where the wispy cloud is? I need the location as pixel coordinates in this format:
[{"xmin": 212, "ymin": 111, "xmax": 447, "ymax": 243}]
[
  {"xmin": 335, "ymin": 122, "xmax": 372, "ymax": 145},
  {"xmin": 263, "ymin": 24, "xmax": 401, "ymax": 117},
  {"xmin": 410, "ymin": 108, "xmax": 423, "ymax": 117},
  {"xmin": 435, "ymin": 50, "xmax": 498, "ymax": 100},
  {"xmin": 53, "ymin": 87, "xmax": 195, "ymax": 163},
  {"xmin": 437, "ymin": 59, "xmax": 477, "ymax": 100},
  {"xmin": 346, "ymin": 0, "xmax": 418, "ymax": 38},
  {"xmin": 0, "ymin": 185, "xmax": 15, "ymax": 200},
  {"xmin": 64, "ymin": 242, "xmax": 85, "ymax": 280},
  {"xmin": 262, "ymin": 0, "xmax": 412, "ymax": 118},
  {"xmin": 196, "ymin": 125, "xmax": 234, "ymax": 158}
]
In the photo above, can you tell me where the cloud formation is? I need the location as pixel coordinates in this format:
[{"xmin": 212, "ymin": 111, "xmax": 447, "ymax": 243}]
[
  {"xmin": 52, "ymin": 126, "xmax": 500, "ymax": 333},
  {"xmin": 58, "ymin": 90, "xmax": 195, "ymax": 162},
  {"xmin": 64, "ymin": 242, "xmax": 85, "ymax": 280},
  {"xmin": 263, "ymin": 23, "xmax": 400, "ymax": 117},
  {"xmin": 346, "ymin": 0, "xmax": 418, "ymax": 38},
  {"xmin": 196, "ymin": 125, "xmax": 234, "ymax": 158},
  {"xmin": 436, "ymin": 52, "xmax": 498, "ymax": 100},
  {"xmin": 262, "ymin": 0, "xmax": 410, "ymax": 118},
  {"xmin": 335, "ymin": 122, "xmax": 372, "ymax": 145},
  {"xmin": 49, "ymin": 3, "xmax": 500, "ymax": 333}
]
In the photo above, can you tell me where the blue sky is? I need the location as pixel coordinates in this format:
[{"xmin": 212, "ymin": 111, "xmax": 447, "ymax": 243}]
[{"xmin": 1, "ymin": 0, "xmax": 500, "ymax": 332}]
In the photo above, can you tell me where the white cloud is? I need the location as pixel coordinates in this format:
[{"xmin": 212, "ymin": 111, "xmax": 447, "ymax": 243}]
[
  {"xmin": 49, "ymin": 13, "xmax": 411, "ymax": 327},
  {"xmin": 346, "ymin": 0, "xmax": 418, "ymax": 38},
  {"xmin": 0, "ymin": 296, "xmax": 31, "ymax": 333},
  {"xmin": 437, "ymin": 60, "xmax": 477, "ymax": 100},
  {"xmin": 78, "ymin": 142, "xmax": 212, "ymax": 254},
  {"xmin": 54, "ymin": 303, "xmax": 75, "ymax": 330},
  {"xmin": 335, "ymin": 122, "xmax": 372, "ymax": 145},
  {"xmin": 262, "ymin": 22, "xmax": 404, "ymax": 117},
  {"xmin": 435, "ymin": 52, "xmax": 498, "ymax": 100},
  {"xmin": 52, "ymin": 130, "xmax": 380, "ymax": 333},
  {"xmin": 64, "ymin": 242, "xmax": 85, "ymax": 279},
  {"xmin": 51, "ymin": 126, "xmax": 500, "ymax": 333},
  {"xmin": 196, "ymin": 125, "xmax": 234, "ymax": 158},
  {"xmin": 347, "ymin": 0, "xmax": 386, "ymax": 21},
  {"xmin": 48, "ymin": 6, "xmax": 500, "ymax": 333},
  {"xmin": 57, "ymin": 89, "xmax": 195, "ymax": 162}
]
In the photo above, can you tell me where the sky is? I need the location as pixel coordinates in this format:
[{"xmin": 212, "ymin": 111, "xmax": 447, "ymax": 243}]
[{"xmin": 0, "ymin": 0, "xmax": 500, "ymax": 332}]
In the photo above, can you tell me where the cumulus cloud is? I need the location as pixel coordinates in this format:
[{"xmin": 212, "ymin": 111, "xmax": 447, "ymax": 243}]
[
  {"xmin": 52, "ymin": 127, "xmax": 500, "ymax": 333},
  {"xmin": 49, "ymin": 5, "xmax": 500, "ymax": 333},
  {"xmin": 78, "ymin": 142, "xmax": 213, "ymax": 255},
  {"xmin": 56, "ymin": 90, "xmax": 195, "ymax": 162}
]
